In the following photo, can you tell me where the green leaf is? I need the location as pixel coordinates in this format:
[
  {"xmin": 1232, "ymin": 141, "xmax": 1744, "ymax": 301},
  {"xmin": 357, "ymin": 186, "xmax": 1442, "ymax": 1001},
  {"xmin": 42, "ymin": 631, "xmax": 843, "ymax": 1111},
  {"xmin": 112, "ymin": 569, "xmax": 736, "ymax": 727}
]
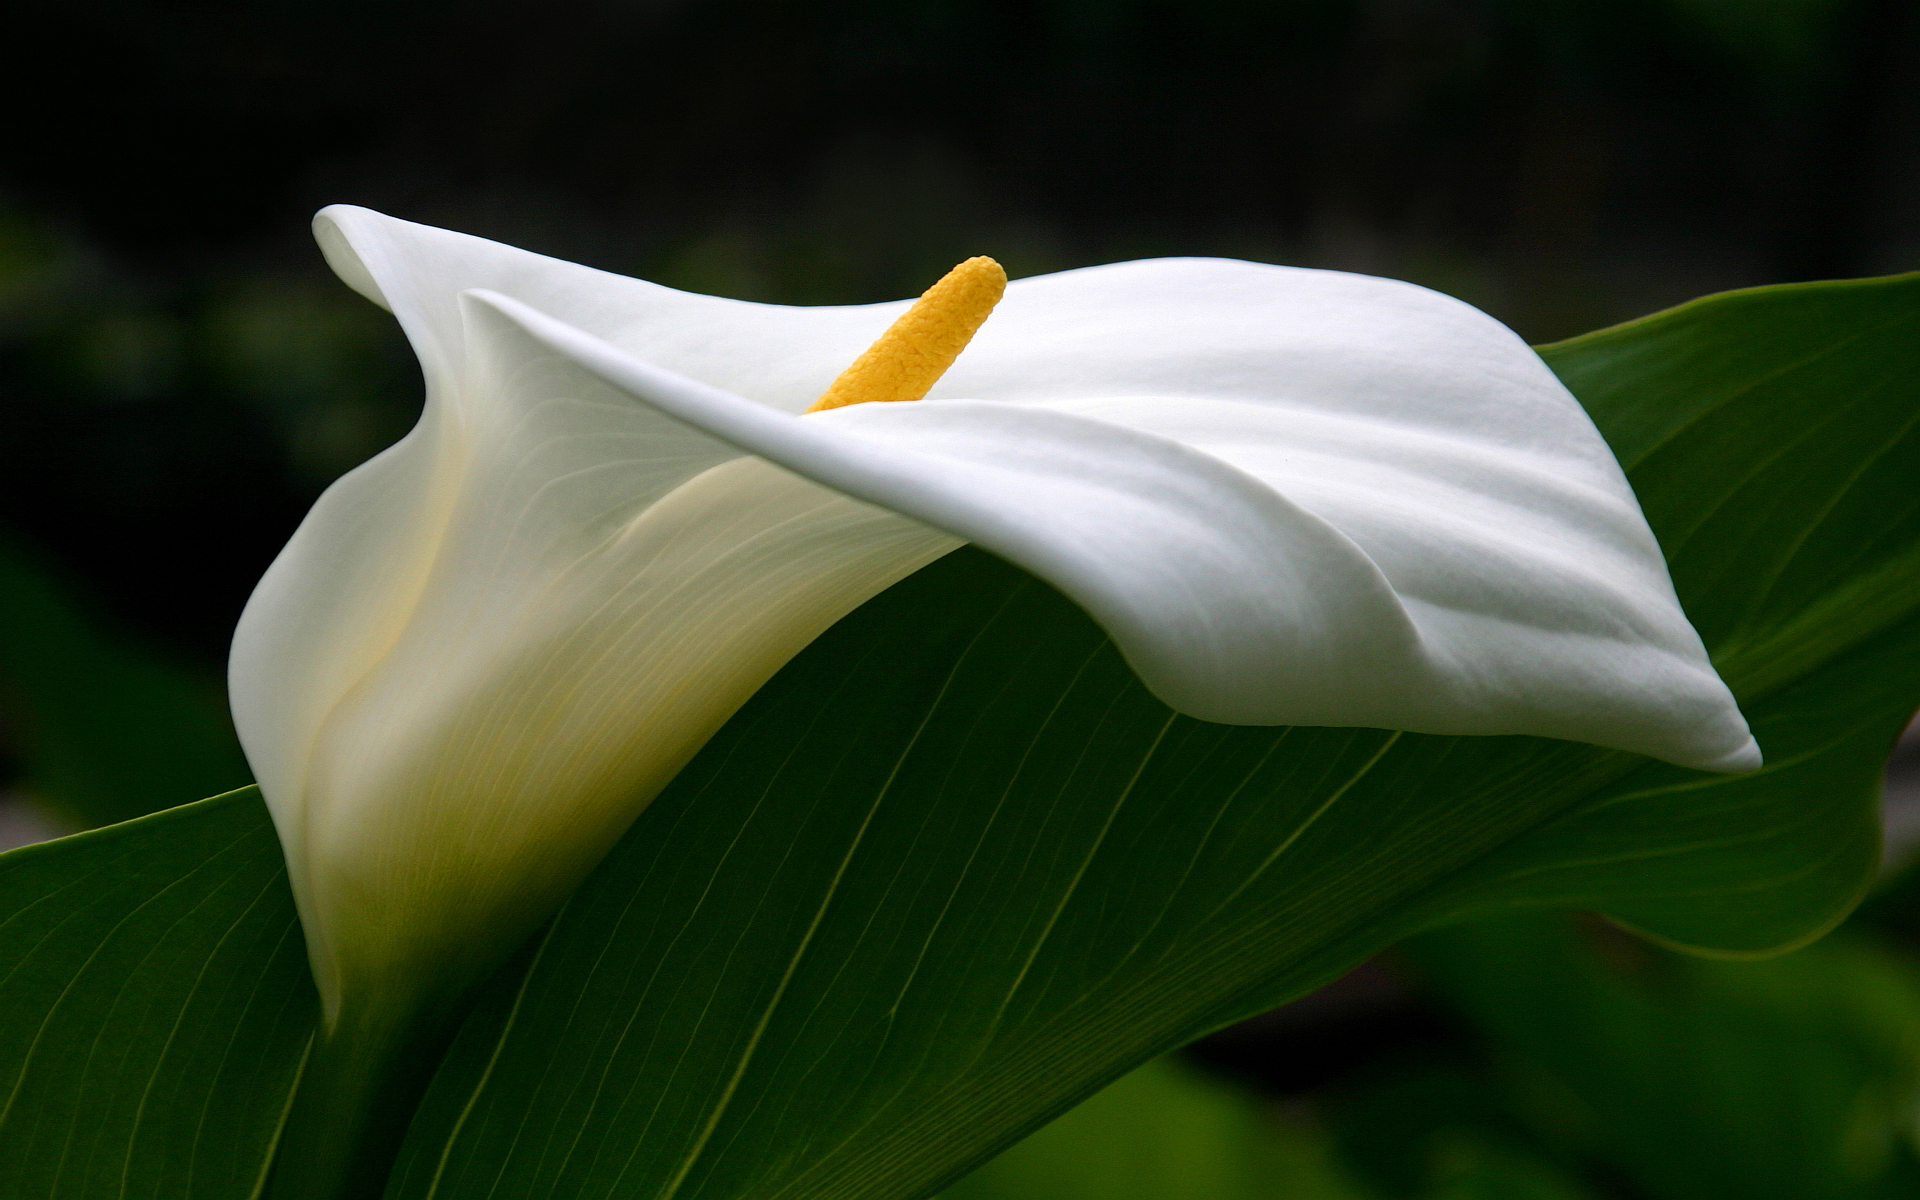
[
  {"xmin": 936, "ymin": 1057, "xmax": 1368, "ymax": 1200},
  {"xmin": 0, "ymin": 535, "xmax": 252, "ymax": 826},
  {"xmin": 1539, "ymin": 272, "xmax": 1920, "ymax": 704},
  {"xmin": 382, "ymin": 273, "xmax": 1920, "ymax": 1200},
  {"xmin": 0, "ymin": 787, "xmax": 314, "ymax": 1199},
  {"xmin": 1492, "ymin": 271, "xmax": 1920, "ymax": 952},
  {"xmin": 1408, "ymin": 913, "xmax": 1920, "ymax": 1200}
]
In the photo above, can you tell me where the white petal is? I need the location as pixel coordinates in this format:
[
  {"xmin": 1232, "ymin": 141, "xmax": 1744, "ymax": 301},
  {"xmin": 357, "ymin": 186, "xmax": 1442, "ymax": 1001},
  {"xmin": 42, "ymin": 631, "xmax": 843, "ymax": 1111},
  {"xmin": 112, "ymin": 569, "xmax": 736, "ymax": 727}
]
[
  {"xmin": 233, "ymin": 288, "xmax": 957, "ymax": 1021},
  {"xmin": 479, "ymin": 288, "xmax": 1758, "ymax": 774},
  {"xmin": 312, "ymin": 204, "xmax": 909, "ymax": 414}
]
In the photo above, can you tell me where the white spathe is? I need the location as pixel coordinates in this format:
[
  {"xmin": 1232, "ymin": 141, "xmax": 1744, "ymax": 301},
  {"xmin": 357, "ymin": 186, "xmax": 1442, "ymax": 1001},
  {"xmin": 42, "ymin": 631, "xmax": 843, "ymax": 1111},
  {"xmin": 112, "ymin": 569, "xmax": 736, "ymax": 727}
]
[{"xmin": 232, "ymin": 205, "xmax": 1757, "ymax": 1029}]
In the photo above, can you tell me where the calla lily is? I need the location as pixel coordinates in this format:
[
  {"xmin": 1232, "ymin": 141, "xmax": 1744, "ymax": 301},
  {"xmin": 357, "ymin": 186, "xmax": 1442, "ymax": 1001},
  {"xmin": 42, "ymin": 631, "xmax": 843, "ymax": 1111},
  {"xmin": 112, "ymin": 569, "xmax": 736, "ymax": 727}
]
[{"xmin": 232, "ymin": 205, "xmax": 1756, "ymax": 1078}]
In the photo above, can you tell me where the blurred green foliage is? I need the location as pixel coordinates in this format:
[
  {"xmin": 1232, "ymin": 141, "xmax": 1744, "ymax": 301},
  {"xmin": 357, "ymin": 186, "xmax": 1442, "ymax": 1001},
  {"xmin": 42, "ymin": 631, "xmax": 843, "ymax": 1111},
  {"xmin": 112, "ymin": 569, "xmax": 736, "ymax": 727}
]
[
  {"xmin": 940, "ymin": 1058, "xmax": 1370, "ymax": 1200},
  {"xmin": 945, "ymin": 876, "xmax": 1920, "ymax": 1200},
  {"xmin": 0, "ymin": 202, "xmax": 414, "ymax": 669},
  {"xmin": 1404, "ymin": 915, "xmax": 1920, "ymax": 1199},
  {"xmin": 0, "ymin": 536, "xmax": 248, "ymax": 826}
]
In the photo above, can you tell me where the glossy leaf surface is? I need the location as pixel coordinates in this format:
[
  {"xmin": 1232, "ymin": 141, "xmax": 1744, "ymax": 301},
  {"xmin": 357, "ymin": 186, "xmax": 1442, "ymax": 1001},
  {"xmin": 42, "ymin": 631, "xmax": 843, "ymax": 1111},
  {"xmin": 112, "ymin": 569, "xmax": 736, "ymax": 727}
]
[
  {"xmin": 0, "ymin": 274, "xmax": 1911, "ymax": 1200},
  {"xmin": 0, "ymin": 788, "xmax": 313, "ymax": 1199},
  {"xmin": 386, "ymin": 276, "xmax": 1920, "ymax": 1200}
]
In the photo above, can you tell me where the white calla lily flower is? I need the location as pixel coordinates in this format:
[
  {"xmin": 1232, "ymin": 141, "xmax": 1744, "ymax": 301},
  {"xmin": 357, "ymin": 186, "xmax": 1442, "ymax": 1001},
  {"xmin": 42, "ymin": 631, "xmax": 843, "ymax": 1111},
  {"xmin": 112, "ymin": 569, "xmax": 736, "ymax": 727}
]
[{"xmin": 232, "ymin": 205, "xmax": 1756, "ymax": 1042}]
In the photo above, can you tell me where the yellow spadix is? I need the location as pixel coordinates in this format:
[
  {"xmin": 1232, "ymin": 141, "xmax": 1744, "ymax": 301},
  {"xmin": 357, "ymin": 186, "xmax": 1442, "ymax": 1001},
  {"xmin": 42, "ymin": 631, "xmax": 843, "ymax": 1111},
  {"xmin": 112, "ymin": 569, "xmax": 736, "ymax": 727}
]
[{"xmin": 807, "ymin": 256, "xmax": 1006, "ymax": 413}]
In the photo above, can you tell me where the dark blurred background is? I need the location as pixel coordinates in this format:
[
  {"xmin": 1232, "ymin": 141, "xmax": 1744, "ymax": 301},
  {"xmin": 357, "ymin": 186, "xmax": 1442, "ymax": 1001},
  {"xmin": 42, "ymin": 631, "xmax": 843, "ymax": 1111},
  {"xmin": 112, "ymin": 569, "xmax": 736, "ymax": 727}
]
[
  {"xmin": 2, "ymin": 0, "xmax": 1917, "ymax": 678},
  {"xmin": 2, "ymin": 4, "xmax": 1919, "ymax": 1195}
]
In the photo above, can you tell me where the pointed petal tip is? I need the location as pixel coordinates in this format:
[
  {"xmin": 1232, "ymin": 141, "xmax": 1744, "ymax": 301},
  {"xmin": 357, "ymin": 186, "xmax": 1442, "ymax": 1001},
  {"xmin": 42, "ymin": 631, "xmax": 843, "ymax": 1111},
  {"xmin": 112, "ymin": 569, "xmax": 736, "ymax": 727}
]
[
  {"xmin": 313, "ymin": 205, "xmax": 393, "ymax": 312},
  {"xmin": 1695, "ymin": 737, "xmax": 1764, "ymax": 774}
]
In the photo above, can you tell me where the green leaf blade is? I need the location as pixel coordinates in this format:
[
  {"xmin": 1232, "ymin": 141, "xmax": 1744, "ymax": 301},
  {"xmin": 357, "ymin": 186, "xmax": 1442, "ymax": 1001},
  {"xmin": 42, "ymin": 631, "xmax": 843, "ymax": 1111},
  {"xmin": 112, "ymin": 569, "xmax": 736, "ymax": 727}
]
[
  {"xmin": 1540, "ymin": 272, "xmax": 1920, "ymax": 697},
  {"xmin": 0, "ymin": 788, "xmax": 314, "ymax": 1200},
  {"xmin": 392, "ymin": 272, "xmax": 1920, "ymax": 1200},
  {"xmin": 384, "ymin": 551, "xmax": 1632, "ymax": 1200}
]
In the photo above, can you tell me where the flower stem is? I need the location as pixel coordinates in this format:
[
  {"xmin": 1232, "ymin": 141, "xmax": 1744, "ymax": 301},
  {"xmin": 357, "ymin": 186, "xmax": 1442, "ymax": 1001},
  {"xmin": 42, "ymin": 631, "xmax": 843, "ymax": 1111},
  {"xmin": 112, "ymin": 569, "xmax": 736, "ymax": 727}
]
[{"xmin": 265, "ymin": 1006, "xmax": 452, "ymax": 1200}]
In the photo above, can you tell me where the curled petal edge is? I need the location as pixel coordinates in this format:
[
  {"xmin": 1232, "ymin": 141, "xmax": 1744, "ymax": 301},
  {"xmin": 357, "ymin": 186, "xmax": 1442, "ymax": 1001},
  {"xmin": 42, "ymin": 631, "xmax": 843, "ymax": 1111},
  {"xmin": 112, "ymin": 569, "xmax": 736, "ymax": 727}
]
[{"xmin": 469, "ymin": 289, "xmax": 1761, "ymax": 773}]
